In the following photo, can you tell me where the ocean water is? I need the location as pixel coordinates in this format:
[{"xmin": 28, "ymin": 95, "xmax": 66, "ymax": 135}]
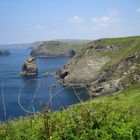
[{"xmin": 0, "ymin": 48, "xmax": 90, "ymax": 121}]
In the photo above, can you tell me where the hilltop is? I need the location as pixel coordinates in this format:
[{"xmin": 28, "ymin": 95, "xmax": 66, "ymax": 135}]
[{"xmin": 30, "ymin": 40, "xmax": 89, "ymax": 57}]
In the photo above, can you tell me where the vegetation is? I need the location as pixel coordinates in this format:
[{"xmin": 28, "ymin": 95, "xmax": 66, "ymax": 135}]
[
  {"xmin": 0, "ymin": 82, "xmax": 140, "ymax": 140},
  {"xmin": 32, "ymin": 39, "xmax": 89, "ymax": 55},
  {"xmin": 99, "ymin": 36, "xmax": 140, "ymax": 68},
  {"xmin": 55, "ymin": 39, "xmax": 90, "ymax": 44},
  {"xmin": 46, "ymin": 43, "xmax": 85, "ymax": 53}
]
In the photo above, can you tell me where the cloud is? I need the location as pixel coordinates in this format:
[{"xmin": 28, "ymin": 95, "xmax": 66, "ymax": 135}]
[
  {"xmin": 91, "ymin": 10, "xmax": 120, "ymax": 30},
  {"xmin": 136, "ymin": 8, "xmax": 140, "ymax": 12},
  {"xmin": 51, "ymin": 30, "xmax": 58, "ymax": 34},
  {"xmin": 68, "ymin": 16, "xmax": 83, "ymax": 24},
  {"xmin": 92, "ymin": 16, "xmax": 112, "ymax": 28},
  {"xmin": 25, "ymin": 25, "xmax": 45, "ymax": 31}
]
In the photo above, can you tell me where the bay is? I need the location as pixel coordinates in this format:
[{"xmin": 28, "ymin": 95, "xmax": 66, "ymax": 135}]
[{"xmin": 0, "ymin": 48, "xmax": 90, "ymax": 121}]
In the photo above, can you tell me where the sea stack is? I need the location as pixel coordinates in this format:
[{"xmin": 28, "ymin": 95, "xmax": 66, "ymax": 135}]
[{"xmin": 20, "ymin": 56, "xmax": 38, "ymax": 76}]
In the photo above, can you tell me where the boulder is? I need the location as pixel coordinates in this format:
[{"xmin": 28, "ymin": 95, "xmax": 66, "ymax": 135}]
[{"xmin": 133, "ymin": 74, "xmax": 140, "ymax": 83}]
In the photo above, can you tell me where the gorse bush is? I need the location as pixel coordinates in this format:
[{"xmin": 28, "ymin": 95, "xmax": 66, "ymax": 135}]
[{"xmin": 0, "ymin": 83, "xmax": 140, "ymax": 140}]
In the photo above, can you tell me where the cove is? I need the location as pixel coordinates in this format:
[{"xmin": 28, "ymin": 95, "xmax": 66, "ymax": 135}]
[{"xmin": 0, "ymin": 48, "xmax": 90, "ymax": 121}]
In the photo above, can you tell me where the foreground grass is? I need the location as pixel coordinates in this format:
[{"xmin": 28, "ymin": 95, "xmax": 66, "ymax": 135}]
[{"xmin": 0, "ymin": 83, "xmax": 140, "ymax": 140}]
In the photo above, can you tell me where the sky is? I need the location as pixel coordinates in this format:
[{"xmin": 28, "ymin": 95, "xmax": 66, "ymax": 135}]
[{"xmin": 0, "ymin": 0, "xmax": 140, "ymax": 44}]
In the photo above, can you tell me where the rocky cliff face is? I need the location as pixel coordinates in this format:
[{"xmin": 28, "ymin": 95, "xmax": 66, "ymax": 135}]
[
  {"xmin": 57, "ymin": 36, "xmax": 140, "ymax": 96},
  {"xmin": 58, "ymin": 48, "xmax": 111, "ymax": 85}
]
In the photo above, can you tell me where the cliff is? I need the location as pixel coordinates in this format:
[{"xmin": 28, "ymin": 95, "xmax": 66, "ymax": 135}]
[{"xmin": 57, "ymin": 36, "xmax": 140, "ymax": 96}]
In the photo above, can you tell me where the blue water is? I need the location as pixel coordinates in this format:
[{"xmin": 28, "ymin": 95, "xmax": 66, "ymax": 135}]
[{"xmin": 0, "ymin": 48, "xmax": 90, "ymax": 121}]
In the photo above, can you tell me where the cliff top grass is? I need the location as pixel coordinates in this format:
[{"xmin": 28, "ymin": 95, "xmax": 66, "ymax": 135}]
[
  {"xmin": 46, "ymin": 43, "xmax": 85, "ymax": 52},
  {"xmin": 0, "ymin": 82, "xmax": 140, "ymax": 140},
  {"xmin": 33, "ymin": 39, "xmax": 89, "ymax": 53},
  {"xmin": 70, "ymin": 36, "xmax": 140, "ymax": 63},
  {"xmin": 99, "ymin": 36, "xmax": 140, "ymax": 68}
]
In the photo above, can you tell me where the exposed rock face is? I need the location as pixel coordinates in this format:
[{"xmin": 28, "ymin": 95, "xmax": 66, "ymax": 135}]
[
  {"xmin": 57, "ymin": 44, "xmax": 111, "ymax": 85},
  {"xmin": 30, "ymin": 41, "xmax": 76, "ymax": 57},
  {"xmin": 63, "ymin": 56, "xmax": 110, "ymax": 85},
  {"xmin": 89, "ymin": 52, "xmax": 140, "ymax": 96},
  {"xmin": 87, "ymin": 40, "xmax": 122, "ymax": 52},
  {"xmin": 0, "ymin": 50, "xmax": 10, "ymax": 56},
  {"xmin": 21, "ymin": 56, "xmax": 38, "ymax": 76},
  {"xmin": 57, "ymin": 36, "xmax": 140, "ymax": 96}
]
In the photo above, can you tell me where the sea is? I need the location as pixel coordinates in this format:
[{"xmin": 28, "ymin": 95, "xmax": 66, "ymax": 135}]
[{"xmin": 0, "ymin": 48, "xmax": 90, "ymax": 121}]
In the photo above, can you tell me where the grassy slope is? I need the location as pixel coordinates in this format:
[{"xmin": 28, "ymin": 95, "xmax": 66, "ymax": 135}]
[
  {"xmin": 46, "ymin": 43, "xmax": 85, "ymax": 53},
  {"xmin": 55, "ymin": 39, "xmax": 90, "ymax": 44},
  {"xmin": 0, "ymin": 83, "xmax": 140, "ymax": 140},
  {"xmin": 99, "ymin": 36, "xmax": 140, "ymax": 85},
  {"xmin": 99, "ymin": 36, "xmax": 140, "ymax": 68}
]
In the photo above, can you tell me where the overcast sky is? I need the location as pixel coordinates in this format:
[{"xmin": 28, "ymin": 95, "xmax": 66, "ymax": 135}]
[{"xmin": 0, "ymin": 0, "xmax": 140, "ymax": 44}]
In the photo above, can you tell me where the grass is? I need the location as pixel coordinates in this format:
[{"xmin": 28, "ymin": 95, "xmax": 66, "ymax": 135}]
[
  {"xmin": 46, "ymin": 43, "xmax": 85, "ymax": 53},
  {"xmin": 0, "ymin": 82, "xmax": 140, "ymax": 140},
  {"xmin": 99, "ymin": 36, "xmax": 140, "ymax": 68}
]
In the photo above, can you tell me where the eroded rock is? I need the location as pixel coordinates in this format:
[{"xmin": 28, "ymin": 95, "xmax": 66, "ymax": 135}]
[{"xmin": 21, "ymin": 56, "xmax": 38, "ymax": 76}]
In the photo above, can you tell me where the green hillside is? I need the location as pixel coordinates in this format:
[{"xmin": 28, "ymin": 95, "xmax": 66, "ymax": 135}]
[
  {"xmin": 31, "ymin": 40, "xmax": 87, "ymax": 57},
  {"xmin": 0, "ymin": 83, "xmax": 140, "ymax": 139},
  {"xmin": 55, "ymin": 39, "xmax": 91, "ymax": 44},
  {"xmin": 98, "ymin": 36, "xmax": 140, "ymax": 68}
]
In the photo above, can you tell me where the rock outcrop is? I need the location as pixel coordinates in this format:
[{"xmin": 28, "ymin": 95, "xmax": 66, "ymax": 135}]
[
  {"xmin": 0, "ymin": 50, "xmax": 10, "ymax": 56},
  {"xmin": 20, "ymin": 56, "xmax": 38, "ymax": 76}
]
